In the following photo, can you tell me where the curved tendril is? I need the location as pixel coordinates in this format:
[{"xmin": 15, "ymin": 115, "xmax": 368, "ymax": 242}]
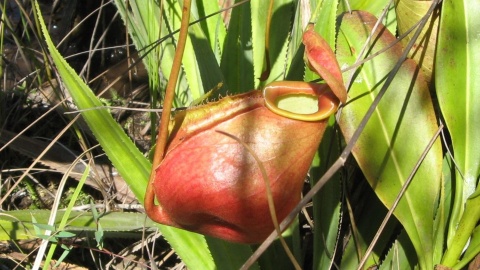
[{"xmin": 145, "ymin": 0, "xmax": 192, "ymax": 222}]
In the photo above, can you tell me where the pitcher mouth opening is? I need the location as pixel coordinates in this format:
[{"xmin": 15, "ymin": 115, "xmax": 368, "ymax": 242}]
[{"xmin": 263, "ymin": 81, "xmax": 339, "ymax": 122}]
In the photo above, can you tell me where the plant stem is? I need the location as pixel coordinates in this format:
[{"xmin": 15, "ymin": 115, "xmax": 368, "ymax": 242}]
[
  {"xmin": 442, "ymin": 194, "xmax": 480, "ymax": 267},
  {"xmin": 145, "ymin": 0, "xmax": 191, "ymax": 216},
  {"xmin": 154, "ymin": 0, "xmax": 191, "ymax": 165}
]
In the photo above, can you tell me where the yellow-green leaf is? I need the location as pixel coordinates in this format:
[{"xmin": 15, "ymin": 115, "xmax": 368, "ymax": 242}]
[{"xmin": 336, "ymin": 11, "xmax": 442, "ymax": 269}]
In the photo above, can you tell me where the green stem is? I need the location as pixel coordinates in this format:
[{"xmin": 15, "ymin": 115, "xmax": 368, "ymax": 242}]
[{"xmin": 442, "ymin": 194, "xmax": 480, "ymax": 266}]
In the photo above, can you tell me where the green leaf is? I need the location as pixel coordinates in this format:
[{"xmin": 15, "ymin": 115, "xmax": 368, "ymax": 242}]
[
  {"xmin": 1, "ymin": 210, "xmax": 157, "ymax": 240},
  {"xmin": 113, "ymin": 0, "xmax": 189, "ymax": 105},
  {"xmin": 340, "ymin": 186, "xmax": 401, "ymax": 269},
  {"xmin": 437, "ymin": 1, "xmax": 480, "ymax": 197},
  {"xmin": 432, "ymin": 155, "xmax": 455, "ymax": 265},
  {"xmin": 251, "ymin": 0, "xmax": 294, "ymax": 87},
  {"xmin": 310, "ymin": 119, "xmax": 342, "ymax": 270},
  {"xmin": 38, "ymin": 234, "xmax": 58, "ymax": 243},
  {"xmin": 55, "ymin": 248, "xmax": 72, "ymax": 267},
  {"xmin": 95, "ymin": 223, "xmax": 104, "ymax": 249},
  {"xmin": 220, "ymin": 1, "xmax": 254, "ymax": 94},
  {"xmin": 436, "ymin": 1, "xmax": 480, "ymax": 266},
  {"xmin": 33, "ymin": 223, "xmax": 56, "ymax": 232},
  {"xmin": 256, "ymin": 232, "xmax": 300, "ymax": 270},
  {"xmin": 284, "ymin": 1, "xmax": 306, "ymax": 81},
  {"xmin": 56, "ymin": 231, "xmax": 76, "ymax": 238},
  {"xmin": 31, "ymin": 216, "xmax": 40, "ymax": 236},
  {"xmin": 34, "ymin": 2, "xmax": 215, "ymax": 268},
  {"xmin": 379, "ymin": 230, "xmax": 417, "ymax": 270},
  {"xmin": 112, "ymin": 0, "xmax": 169, "ymax": 106},
  {"xmin": 336, "ymin": 11, "xmax": 442, "ymax": 269},
  {"xmin": 36, "ymin": 2, "xmax": 149, "ymax": 205},
  {"xmin": 162, "ymin": 0, "xmax": 226, "ymax": 101},
  {"xmin": 395, "ymin": 0, "xmax": 440, "ymax": 83},
  {"xmin": 206, "ymin": 237, "xmax": 259, "ymax": 270},
  {"xmin": 310, "ymin": 0, "xmax": 338, "ymax": 47},
  {"xmin": 91, "ymin": 203, "xmax": 99, "ymax": 223},
  {"xmin": 190, "ymin": 1, "xmax": 227, "ymax": 61},
  {"xmin": 338, "ymin": 0, "xmax": 397, "ymax": 34}
]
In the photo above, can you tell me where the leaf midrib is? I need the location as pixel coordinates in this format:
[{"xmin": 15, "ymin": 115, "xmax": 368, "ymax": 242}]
[{"xmin": 354, "ymin": 40, "xmax": 426, "ymax": 254}]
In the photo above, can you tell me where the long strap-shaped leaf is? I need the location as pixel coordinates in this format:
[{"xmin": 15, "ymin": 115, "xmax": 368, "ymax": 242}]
[
  {"xmin": 436, "ymin": 0, "xmax": 480, "ymax": 267},
  {"xmin": 251, "ymin": 0, "xmax": 293, "ymax": 87},
  {"xmin": 0, "ymin": 210, "xmax": 160, "ymax": 240},
  {"xmin": 34, "ymin": 1, "xmax": 214, "ymax": 268},
  {"xmin": 336, "ymin": 11, "xmax": 442, "ymax": 269}
]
